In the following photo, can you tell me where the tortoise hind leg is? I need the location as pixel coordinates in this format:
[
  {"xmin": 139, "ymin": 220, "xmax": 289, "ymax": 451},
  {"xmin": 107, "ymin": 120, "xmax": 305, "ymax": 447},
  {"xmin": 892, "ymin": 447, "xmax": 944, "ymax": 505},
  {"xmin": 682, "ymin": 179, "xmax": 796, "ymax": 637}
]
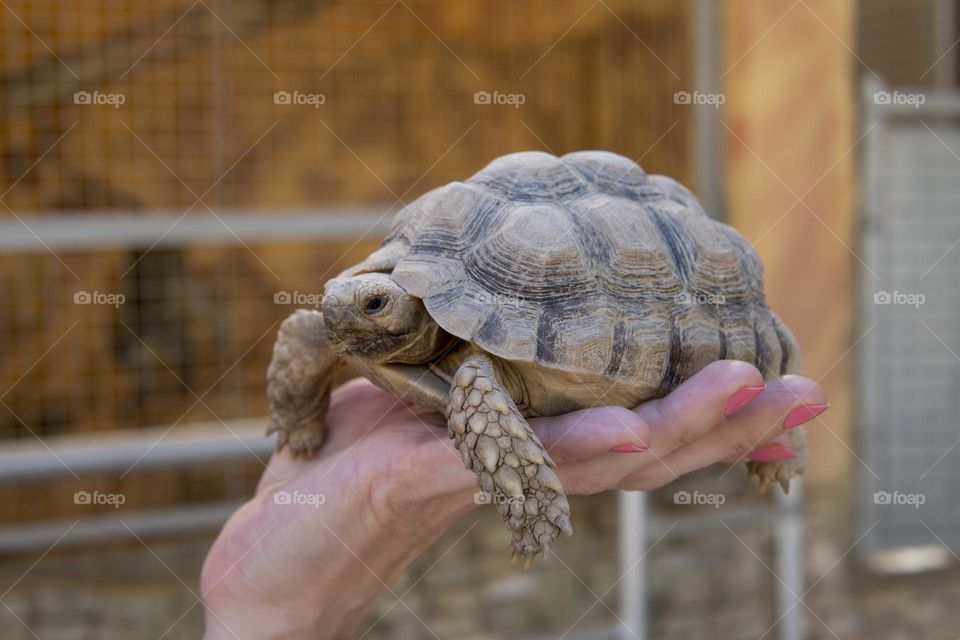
[
  {"xmin": 747, "ymin": 428, "xmax": 806, "ymax": 493},
  {"xmin": 747, "ymin": 312, "xmax": 806, "ymax": 493},
  {"xmin": 447, "ymin": 354, "xmax": 572, "ymax": 566},
  {"xmin": 266, "ymin": 309, "xmax": 342, "ymax": 457}
]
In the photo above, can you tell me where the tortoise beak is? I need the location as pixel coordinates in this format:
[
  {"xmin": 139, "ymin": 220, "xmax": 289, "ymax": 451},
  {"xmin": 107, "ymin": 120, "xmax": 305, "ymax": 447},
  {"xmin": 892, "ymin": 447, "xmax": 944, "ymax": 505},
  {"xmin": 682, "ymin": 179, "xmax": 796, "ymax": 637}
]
[{"xmin": 321, "ymin": 293, "xmax": 348, "ymax": 335}]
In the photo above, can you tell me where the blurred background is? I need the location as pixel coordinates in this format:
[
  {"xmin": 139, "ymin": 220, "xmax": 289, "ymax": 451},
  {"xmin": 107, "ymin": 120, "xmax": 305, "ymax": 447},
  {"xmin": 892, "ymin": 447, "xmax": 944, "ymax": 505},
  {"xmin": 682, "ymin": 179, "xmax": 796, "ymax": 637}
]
[{"xmin": 1, "ymin": 0, "xmax": 959, "ymax": 638}]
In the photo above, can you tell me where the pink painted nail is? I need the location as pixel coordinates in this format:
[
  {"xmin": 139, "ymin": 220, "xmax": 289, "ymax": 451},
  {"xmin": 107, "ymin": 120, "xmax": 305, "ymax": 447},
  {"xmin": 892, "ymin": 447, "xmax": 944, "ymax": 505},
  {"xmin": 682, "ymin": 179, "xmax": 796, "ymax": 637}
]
[
  {"xmin": 749, "ymin": 445, "xmax": 796, "ymax": 462},
  {"xmin": 723, "ymin": 385, "xmax": 766, "ymax": 416},
  {"xmin": 784, "ymin": 403, "xmax": 831, "ymax": 430},
  {"xmin": 610, "ymin": 443, "xmax": 649, "ymax": 453}
]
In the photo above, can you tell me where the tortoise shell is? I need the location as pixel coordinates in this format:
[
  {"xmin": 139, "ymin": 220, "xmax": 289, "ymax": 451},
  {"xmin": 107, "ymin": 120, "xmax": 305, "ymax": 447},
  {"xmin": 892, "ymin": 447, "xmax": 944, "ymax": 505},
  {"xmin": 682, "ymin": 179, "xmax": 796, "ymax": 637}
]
[{"xmin": 384, "ymin": 151, "xmax": 794, "ymax": 390}]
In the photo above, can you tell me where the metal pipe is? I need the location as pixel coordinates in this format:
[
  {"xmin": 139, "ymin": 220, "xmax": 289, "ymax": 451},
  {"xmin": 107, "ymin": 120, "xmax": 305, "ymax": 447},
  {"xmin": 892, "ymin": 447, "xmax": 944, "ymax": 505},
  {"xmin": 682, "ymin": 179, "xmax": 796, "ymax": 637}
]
[
  {"xmin": 692, "ymin": 0, "xmax": 726, "ymax": 220},
  {"xmin": 0, "ymin": 502, "xmax": 243, "ymax": 553},
  {"xmin": 0, "ymin": 208, "xmax": 393, "ymax": 252},
  {"xmin": 858, "ymin": 77, "xmax": 884, "ymax": 563},
  {"xmin": 933, "ymin": 0, "xmax": 957, "ymax": 89},
  {"xmin": 775, "ymin": 480, "xmax": 805, "ymax": 640},
  {"xmin": 0, "ymin": 419, "xmax": 273, "ymax": 483},
  {"xmin": 865, "ymin": 88, "xmax": 960, "ymax": 117},
  {"xmin": 617, "ymin": 490, "xmax": 647, "ymax": 640},
  {"xmin": 648, "ymin": 504, "xmax": 792, "ymax": 536}
]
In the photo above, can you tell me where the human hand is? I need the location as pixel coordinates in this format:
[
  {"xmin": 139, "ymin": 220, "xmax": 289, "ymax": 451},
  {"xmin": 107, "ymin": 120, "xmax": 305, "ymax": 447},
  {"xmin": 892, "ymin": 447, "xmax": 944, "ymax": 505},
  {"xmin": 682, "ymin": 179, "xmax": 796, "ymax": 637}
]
[{"xmin": 202, "ymin": 359, "xmax": 825, "ymax": 639}]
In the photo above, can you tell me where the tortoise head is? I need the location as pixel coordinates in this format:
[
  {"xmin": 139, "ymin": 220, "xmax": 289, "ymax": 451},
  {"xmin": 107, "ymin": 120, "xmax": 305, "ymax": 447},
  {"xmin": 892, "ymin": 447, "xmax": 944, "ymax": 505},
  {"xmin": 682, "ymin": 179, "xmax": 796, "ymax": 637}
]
[{"xmin": 322, "ymin": 273, "xmax": 441, "ymax": 363}]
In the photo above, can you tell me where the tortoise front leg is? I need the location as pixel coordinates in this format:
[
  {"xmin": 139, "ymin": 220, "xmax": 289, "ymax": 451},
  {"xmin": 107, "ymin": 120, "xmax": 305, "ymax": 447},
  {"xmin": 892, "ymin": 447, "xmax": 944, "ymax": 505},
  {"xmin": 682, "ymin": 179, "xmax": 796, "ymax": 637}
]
[
  {"xmin": 447, "ymin": 354, "xmax": 572, "ymax": 566},
  {"xmin": 266, "ymin": 309, "xmax": 342, "ymax": 456}
]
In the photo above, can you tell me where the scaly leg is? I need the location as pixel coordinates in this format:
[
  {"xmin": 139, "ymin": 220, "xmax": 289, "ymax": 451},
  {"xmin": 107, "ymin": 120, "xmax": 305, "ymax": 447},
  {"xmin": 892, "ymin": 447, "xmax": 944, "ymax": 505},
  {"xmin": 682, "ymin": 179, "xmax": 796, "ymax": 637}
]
[
  {"xmin": 266, "ymin": 309, "xmax": 342, "ymax": 457},
  {"xmin": 747, "ymin": 427, "xmax": 806, "ymax": 493},
  {"xmin": 751, "ymin": 314, "xmax": 807, "ymax": 493},
  {"xmin": 447, "ymin": 354, "xmax": 572, "ymax": 566}
]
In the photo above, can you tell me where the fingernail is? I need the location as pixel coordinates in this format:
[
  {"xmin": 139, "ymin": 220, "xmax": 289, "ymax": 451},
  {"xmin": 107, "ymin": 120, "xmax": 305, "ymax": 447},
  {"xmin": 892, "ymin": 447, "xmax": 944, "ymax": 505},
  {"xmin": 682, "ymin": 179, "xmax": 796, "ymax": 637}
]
[
  {"xmin": 610, "ymin": 443, "xmax": 649, "ymax": 453},
  {"xmin": 723, "ymin": 385, "xmax": 766, "ymax": 416},
  {"xmin": 749, "ymin": 445, "xmax": 796, "ymax": 462},
  {"xmin": 784, "ymin": 403, "xmax": 831, "ymax": 430}
]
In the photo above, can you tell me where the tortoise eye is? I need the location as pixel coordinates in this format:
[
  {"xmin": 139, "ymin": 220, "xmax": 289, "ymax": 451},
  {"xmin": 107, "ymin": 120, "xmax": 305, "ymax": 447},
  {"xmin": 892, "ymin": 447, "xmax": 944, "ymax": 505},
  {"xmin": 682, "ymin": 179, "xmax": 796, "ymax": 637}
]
[{"xmin": 364, "ymin": 296, "xmax": 386, "ymax": 313}]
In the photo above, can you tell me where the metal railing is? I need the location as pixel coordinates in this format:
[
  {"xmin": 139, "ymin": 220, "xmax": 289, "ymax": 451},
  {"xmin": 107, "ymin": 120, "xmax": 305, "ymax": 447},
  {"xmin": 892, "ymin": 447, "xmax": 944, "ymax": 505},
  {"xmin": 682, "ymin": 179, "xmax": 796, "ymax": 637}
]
[
  {"xmin": 0, "ymin": 208, "xmax": 390, "ymax": 551},
  {"xmin": 0, "ymin": 208, "xmax": 391, "ymax": 251},
  {"xmin": 0, "ymin": 418, "xmax": 269, "ymax": 552},
  {"xmin": 1, "ymin": 208, "xmax": 804, "ymax": 640}
]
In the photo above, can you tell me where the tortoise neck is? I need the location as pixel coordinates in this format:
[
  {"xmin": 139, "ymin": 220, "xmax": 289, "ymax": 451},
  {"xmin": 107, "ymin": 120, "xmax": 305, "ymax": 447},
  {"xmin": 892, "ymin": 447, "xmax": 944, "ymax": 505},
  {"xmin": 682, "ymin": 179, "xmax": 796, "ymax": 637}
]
[{"xmin": 382, "ymin": 318, "xmax": 457, "ymax": 365}]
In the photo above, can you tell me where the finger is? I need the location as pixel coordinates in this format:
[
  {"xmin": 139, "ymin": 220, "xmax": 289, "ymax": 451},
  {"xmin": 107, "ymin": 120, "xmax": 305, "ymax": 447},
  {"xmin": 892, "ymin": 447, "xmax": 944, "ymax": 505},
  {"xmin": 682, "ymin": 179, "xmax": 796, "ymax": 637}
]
[
  {"xmin": 635, "ymin": 359, "xmax": 766, "ymax": 455},
  {"xmin": 259, "ymin": 378, "xmax": 408, "ymax": 491},
  {"xmin": 625, "ymin": 375, "xmax": 826, "ymax": 489},
  {"xmin": 530, "ymin": 406, "xmax": 652, "ymax": 464},
  {"xmin": 325, "ymin": 378, "xmax": 412, "ymax": 439},
  {"xmin": 528, "ymin": 360, "xmax": 763, "ymax": 494},
  {"xmin": 726, "ymin": 433, "xmax": 792, "ymax": 463}
]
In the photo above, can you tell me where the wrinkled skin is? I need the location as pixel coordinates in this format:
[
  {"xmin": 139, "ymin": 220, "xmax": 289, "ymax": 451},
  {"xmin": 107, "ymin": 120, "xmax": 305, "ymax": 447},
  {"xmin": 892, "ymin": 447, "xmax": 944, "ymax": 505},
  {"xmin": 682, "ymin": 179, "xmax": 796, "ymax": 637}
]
[
  {"xmin": 204, "ymin": 362, "xmax": 826, "ymax": 639},
  {"xmin": 321, "ymin": 273, "xmax": 444, "ymax": 364},
  {"xmin": 268, "ymin": 272, "xmax": 808, "ymax": 563}
]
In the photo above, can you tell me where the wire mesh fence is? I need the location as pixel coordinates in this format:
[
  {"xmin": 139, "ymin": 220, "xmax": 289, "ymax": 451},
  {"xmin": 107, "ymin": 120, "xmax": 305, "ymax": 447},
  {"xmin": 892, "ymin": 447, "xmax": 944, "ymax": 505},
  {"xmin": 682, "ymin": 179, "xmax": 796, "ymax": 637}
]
[
  {"xmin": 0, "ymin": 0, "xmax": 689, "ymax": 440},
  {"xmin": 860, "ymin": 88, "xmax": 960, "ymax": 563},
  {"xmin": 0, "ymin": 0, "xmax": 691, "ymax": 534},
  {"xmin": 0, "ymin": 235, "xmax": 381, "ymax": 440},
  {"xmin": 0, "ymin": 2, "xmax": 699, "ymax": 638}
]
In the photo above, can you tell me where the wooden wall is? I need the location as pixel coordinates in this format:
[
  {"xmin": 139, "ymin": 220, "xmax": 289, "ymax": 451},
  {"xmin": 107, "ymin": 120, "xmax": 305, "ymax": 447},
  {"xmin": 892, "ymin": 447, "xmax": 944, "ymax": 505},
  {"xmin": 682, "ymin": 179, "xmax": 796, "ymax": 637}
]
[
  {"xmin": 724, "ymin": 0, "xmax": 857, "ymax": 489},
  {"xmin": 0, "ymin": 0, "xmax": 691, "ymax": 522}
]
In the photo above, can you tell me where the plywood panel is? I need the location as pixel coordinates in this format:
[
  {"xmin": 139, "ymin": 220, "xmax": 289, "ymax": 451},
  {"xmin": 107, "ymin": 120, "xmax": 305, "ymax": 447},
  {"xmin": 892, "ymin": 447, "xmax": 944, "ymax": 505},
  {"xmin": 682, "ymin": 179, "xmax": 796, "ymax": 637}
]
[{"xmin": 724, "ymin": 0, "xmax": 856, "ymax": 489}]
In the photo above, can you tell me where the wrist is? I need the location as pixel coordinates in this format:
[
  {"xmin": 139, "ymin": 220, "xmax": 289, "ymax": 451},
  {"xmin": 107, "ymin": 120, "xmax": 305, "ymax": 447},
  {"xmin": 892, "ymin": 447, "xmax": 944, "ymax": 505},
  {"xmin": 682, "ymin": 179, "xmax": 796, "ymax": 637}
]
[
  {"xmin": 203, "ymin": 456, "xmax": 476, "ymax": 640},
  {"xmin": 370, "ymin": 447, "xmax": 479, "ymax": 539}
]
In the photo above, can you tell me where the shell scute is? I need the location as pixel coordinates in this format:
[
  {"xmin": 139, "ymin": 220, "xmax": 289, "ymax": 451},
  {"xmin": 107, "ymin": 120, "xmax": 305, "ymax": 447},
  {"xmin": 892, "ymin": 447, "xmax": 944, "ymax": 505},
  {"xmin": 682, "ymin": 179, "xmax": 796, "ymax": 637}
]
[
  {"xmin": 386, "ymin": 150, "xmax": 783, "ymax": 382},
  {"xmin": 471, "ymin": 152, "xmax": 587, "ymax": 202},
  {"xmin": 466, "ymin": 204, "xmax": 591, "ymax": 304}
]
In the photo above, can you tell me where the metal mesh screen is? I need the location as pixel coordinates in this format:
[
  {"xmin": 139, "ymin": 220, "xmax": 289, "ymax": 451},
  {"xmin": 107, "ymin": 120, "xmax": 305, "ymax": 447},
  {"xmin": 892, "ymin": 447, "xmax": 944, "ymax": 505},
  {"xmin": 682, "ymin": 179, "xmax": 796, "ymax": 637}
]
[
  {"xmin": 0, "ymin": 0, "xmax": 689, "ymax": 444},
  {"xmin": 0, "ymin": 2, "xmax": 694, "ymax": 638},
  {"xmin": 860, "ymin": 112, "xmax": 960, "ymax": 556},
  {"xmin": 0, "ymin": 240, "xmax": 377, "ymax": 440}
]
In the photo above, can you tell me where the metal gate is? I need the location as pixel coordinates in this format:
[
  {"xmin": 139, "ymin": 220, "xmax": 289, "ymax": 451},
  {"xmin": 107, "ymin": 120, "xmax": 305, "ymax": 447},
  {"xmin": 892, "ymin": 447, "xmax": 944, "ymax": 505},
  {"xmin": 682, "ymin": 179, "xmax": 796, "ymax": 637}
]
[{"xmin": 859, "ymin": 80, "xmax": 960, "ymax": 569}]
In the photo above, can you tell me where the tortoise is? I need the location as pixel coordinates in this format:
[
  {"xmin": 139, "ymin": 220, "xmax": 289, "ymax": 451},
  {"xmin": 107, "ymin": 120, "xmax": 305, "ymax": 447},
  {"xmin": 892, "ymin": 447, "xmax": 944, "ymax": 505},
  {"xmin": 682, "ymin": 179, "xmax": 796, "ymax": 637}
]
[{"xmin": 266, "ymin": 150, "xmax": 804, "ymax": 564}]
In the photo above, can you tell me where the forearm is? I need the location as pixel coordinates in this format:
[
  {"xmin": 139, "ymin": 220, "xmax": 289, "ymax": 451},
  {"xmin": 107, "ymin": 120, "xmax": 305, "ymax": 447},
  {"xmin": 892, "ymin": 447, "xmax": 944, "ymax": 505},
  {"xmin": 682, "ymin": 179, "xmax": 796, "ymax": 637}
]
[{"xmin": 203, "ymin": 469, "xmax": 475, "ymax": 640}]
